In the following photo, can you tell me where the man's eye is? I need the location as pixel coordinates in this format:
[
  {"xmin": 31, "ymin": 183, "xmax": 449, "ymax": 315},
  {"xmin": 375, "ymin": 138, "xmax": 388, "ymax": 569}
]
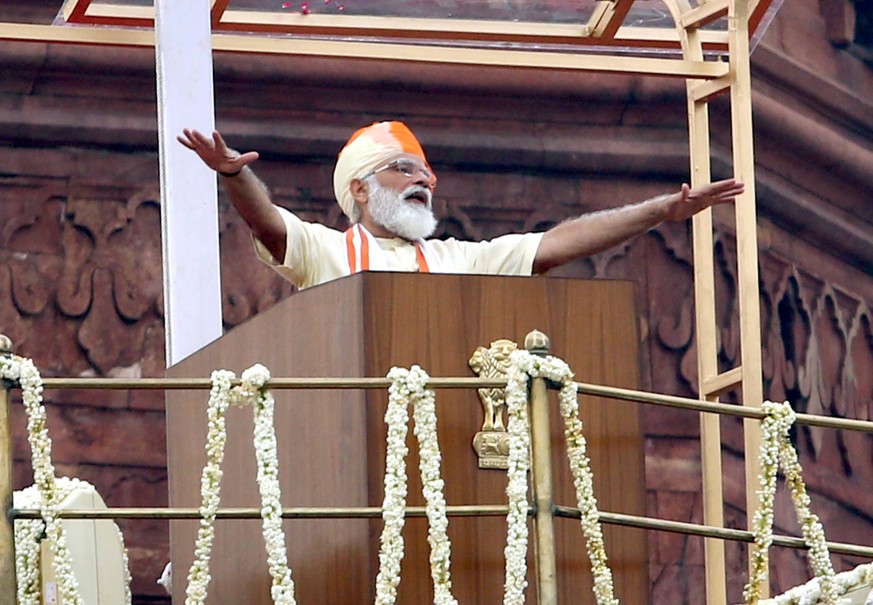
[{"xmin": 396, "ymin": 162, "xmax": 415, "ymax": 176}]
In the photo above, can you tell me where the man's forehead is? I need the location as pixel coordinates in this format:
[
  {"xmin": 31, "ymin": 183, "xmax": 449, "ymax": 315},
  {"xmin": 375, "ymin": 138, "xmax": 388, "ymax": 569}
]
[{"xmin": 386, "ymin": 152, "xmax": 426, "ymax": 164}]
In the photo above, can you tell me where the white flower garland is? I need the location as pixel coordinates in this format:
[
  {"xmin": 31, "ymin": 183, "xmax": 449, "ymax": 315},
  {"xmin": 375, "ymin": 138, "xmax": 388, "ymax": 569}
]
[
  {"xmin": 246, "ymin": 365, "xmax": 296, "ymax": 604},
  {"xmin": 503, "ymin": 355, "xmax": 533, "ymax": 605},
  {"xmin": 1, "ymin": 354, "xmax": 83, "ymax": 605},
  {"xmin": 504, "ymin": 350, "xmax": 619, "ymax": 605},
  {"xmin": 185, "ymin": 364, "xmax": 296, "ymax": 605},
  {"xmin": 376, "ymin": 366, "xmax": 457, "ymax": 605},
  {"xmin": 761, "ymin": 562, "xmax": 873, "ymax": 605},
  {"xmin": 119, "ymin": 525, "xmax": 133, "ymax": 605},
  {"xmin": 13, "ymin": 489, "xmax": 43, "ymax": 604},
  {"xmin": 744, "ymin": 401, "xmax": 838, "ymax": 605}
]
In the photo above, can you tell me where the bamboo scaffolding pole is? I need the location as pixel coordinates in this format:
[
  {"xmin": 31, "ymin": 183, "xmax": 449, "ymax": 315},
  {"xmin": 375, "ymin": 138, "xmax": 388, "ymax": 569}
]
[{"xmin": 0, "ymin": 335, "xmax": 16, "ymax": 604}]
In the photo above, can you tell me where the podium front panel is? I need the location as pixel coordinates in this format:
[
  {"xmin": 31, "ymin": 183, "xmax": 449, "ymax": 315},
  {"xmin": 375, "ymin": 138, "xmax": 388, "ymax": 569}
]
[{"xmin": 167, "ymin": 273, "xmax": 647, "ymax": 605}]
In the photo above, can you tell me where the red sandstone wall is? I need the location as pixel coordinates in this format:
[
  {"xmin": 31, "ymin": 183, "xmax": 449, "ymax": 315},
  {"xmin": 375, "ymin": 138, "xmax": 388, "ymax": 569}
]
[{"xmin": 0, "ymin": 1, "xmax": 871, "ymax": 603}]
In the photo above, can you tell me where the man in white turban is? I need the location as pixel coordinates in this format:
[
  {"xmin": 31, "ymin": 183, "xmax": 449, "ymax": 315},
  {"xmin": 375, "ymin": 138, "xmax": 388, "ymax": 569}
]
[{"xmin": 178, "ymin": 122, "xmax": 743, "ymax": 290}]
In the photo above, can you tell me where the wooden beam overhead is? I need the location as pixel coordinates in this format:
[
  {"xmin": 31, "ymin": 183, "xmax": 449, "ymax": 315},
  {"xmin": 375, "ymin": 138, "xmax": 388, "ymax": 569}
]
[
  {"xmin": 48, "ymin": 0, "xmax": 775, "ymax": 54},
  {"xmin": 588, "ymin": 0, "xmax": 637, "ymax": 39},
  {"xmin": 691, "ymin": 74, "xmax": 733, "ymax": 101},
  {"xmin": 680, "ymin": 0, "xmax": 730, "ymax": 30},
  {"xmin": 0, "ymin": 21, "xmax": 730, "ymax": 79},
  {"xmin": 211, "ymin": 0, "xmax": 232, "ymax": 29},
  {"xmin": 60, "ymin": 0, "xmax": 92, "ymax": 23}
]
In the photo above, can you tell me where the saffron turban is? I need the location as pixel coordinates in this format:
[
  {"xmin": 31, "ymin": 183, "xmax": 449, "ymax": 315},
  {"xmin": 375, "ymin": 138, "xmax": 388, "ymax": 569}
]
[{"xmin": 333, "ymin": 121, "xmax": 435, "ymax": 221}]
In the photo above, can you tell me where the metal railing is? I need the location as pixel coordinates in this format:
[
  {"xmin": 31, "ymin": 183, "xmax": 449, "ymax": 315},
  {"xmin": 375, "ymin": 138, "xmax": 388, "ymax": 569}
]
[{"xmin": 3, "ymin": 331, "xmax": 873, "ymax": 605}]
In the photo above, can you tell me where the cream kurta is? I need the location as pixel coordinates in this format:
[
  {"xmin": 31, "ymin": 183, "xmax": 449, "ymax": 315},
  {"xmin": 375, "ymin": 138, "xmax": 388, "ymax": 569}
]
[{"xmin": 254, "ymin": 207, "xmax": 544, "ymax": 290}]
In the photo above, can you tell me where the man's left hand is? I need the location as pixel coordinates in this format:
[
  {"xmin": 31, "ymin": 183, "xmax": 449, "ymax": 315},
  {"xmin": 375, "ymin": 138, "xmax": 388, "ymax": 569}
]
[{"xmin": 663, "ymin": 178, "xmax": 746, "ymax": 222}]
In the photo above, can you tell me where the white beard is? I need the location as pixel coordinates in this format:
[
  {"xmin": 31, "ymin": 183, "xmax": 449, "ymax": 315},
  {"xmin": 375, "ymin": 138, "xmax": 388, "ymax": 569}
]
[{"xmin": 366, "ymin": 179, "xmax": 438, "ymax": 241}]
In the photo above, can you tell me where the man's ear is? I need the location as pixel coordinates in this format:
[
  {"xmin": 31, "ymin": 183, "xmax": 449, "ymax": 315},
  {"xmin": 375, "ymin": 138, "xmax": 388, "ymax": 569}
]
[{"xmin": 350, "ymin": 178, "xmax": 369, "ymax": 205}]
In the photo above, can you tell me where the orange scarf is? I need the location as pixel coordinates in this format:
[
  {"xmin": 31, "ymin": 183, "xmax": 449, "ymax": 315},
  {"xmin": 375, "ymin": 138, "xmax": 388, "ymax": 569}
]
[{"xmin": 344, "ymin": 224, "xmax": 441, "ymax": 274}]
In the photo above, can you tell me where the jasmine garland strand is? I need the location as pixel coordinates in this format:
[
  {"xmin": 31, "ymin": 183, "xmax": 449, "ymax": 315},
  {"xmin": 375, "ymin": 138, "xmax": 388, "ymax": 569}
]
[
  {"xmin": 503, "ymin": 357, "xmax": 533, "ymax": 605},
  {"xmin": 410, "ymin": 367, "xmax": 458, "ymax": 605},
  {"xmin": 376, "ymin": 366, "xmax": 457, "ymax": 605},
  {"xmin": 554, "ymin": 373, "xmax": 619, "ymax": 605},
  {"xmin": 185, "ymin": 364, "xmax": 296, "ymax": 605},
  {"xmin": 1, "ymin": 354, "xmax": 83, "ymax": 605},
  {"xmin": 744, "ymin": 401, "xmax": 837, "ymax": 605},
  {"xmin": 504, "ymin": 350, "xmax": 619, "ymax": 605},
  {"xmin": 185, "ymin": 369, "xmax": 233, "ymax": 605},
  {"xmin": 375, "ymin": 367, "xmax": 411, "ymax": 605},
  {"xmin": 246, "ymin": 365, "xmax": 297, "ymax": 604},
  {"xmin": 761, "ymin": 562, "xmax": 873, "ymax": 605}
]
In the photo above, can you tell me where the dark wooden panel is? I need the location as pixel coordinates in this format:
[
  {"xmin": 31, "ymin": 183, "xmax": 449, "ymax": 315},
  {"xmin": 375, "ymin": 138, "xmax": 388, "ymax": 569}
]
[
  {"xmin": 361, "ymin": 273, "xmax": 646, "ymax": 605},
  {"xmin": 167, "ymin": 273, "xmax": 646, "ymax": 605},
  {"xmin": 167, "ymin": 277, "xmax": 373, "ymax": 605}
]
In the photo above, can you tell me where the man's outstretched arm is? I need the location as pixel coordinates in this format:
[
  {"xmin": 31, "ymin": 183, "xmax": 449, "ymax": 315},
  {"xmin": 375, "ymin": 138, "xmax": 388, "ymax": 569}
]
[
  {"xmin": 177, "ymin": 129, "xmax": 287, "ymax": 263},
  {"xmin": 532, "ymin": 178, "xmax": 745, "ymax": 274}
]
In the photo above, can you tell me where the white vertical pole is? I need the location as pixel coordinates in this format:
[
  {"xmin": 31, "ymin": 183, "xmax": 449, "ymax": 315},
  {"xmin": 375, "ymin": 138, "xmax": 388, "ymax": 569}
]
[{"xmin": 155, "ymin": 0, "xmax": 223, "ymax": 366}]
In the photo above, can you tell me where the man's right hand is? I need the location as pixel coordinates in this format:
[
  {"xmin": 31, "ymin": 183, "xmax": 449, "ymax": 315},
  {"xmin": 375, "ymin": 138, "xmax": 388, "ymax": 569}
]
[
  {"xmin": 177, "ymin": 129, "xmax": 259, "ymax": 175},
  {"xmin": 178, "ymin": 129, "xmax": 287, "ymax": 263}
]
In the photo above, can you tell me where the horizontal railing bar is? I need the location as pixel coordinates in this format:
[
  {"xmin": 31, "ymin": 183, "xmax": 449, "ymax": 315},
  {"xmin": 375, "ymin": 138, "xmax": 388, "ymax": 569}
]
[
  {"xmin": 574, "ymin": 381, "xmax": 873, "ymax": 433},
  {"xmin": 10, "ymin": 504, "xmax": 515, "ymax": 520},
  {"xmin": 555, "ymin": 506, "xmax": 873, "ymax": 558},
  {"xmin": 36, "ymin": 377, "xmax": 506, "ymax": 390},
  {"xmin": 17, "ymin": 502, "xmax": 873, "ymax": 558},
  {"xmin": 4, "ymin": 376, "xmax": 870, "ymax": 433}
]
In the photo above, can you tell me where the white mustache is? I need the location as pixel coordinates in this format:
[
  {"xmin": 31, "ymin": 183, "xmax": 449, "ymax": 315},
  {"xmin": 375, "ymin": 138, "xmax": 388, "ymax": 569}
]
[{"xmin": 401, "ymin": 185, "xmax": 433, "ymax": 209}]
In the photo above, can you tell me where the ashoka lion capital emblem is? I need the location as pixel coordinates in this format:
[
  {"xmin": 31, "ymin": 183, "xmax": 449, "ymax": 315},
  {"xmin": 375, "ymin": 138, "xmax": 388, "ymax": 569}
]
[{"xmin": 469, "ymin": 338, "xmax": 518, "ymax": 469}]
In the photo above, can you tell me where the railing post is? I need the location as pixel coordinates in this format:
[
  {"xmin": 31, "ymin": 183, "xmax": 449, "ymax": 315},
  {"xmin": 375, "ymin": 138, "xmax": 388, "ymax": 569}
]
[
  {"xmin": 0, "ymin": 334, "xmax": 17, "ymax": 605},
  {"xmin": 525, "ymin": 330, "xmax": 558, "ymax": 605}
]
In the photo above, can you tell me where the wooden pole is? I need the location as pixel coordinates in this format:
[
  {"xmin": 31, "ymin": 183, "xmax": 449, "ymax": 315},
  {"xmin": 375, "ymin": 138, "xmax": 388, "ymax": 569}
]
[
  {"xmin": 0, "ymin": 334, "xmax": 17, "ymax": 605},
  {"xmin": 526, "ymin": 330, "xmax": 558, "ymax": 605},
  {"xmin": 728, "ymin": 0, "xmax": 767, "ymax": 593},
  {"xmin": 0, "ymin": 22, "xmax": 731, "ymax": 79},
  {"xmin": 684, "ymin": 19, "xmax": 729, "ymax": 605}
]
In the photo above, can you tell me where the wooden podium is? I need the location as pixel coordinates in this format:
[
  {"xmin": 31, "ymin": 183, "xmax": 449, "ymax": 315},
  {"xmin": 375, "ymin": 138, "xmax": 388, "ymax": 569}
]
[{"xmin": 166, "ymin": 273, "xmax": 648, "ymax": 605}]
